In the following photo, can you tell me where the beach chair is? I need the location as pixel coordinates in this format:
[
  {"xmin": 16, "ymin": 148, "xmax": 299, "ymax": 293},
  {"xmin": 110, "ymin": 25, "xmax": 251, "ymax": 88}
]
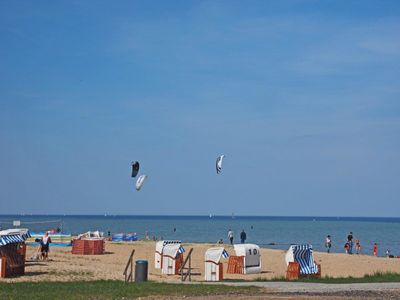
[
  {"xmin": 161, "ymin": 244, "xmax": 185, "ymax": 275},
  {"xmin": 285, "ymin": 244, "xmax": 321, "ymax": 280},
  {"xmin": 0, "ymin": 229, "xmax": 31, "ymax": 278},
  {"xmin": 204, "ymin": 247, "xmax": 229, "ymax": 281},
  {"xmin": 227, "ymin": 244, "xmax": 261, "ymax": 274},
  {"xmin": 155, "ymin": 240, "xmax": 181, "ymax": 269}
]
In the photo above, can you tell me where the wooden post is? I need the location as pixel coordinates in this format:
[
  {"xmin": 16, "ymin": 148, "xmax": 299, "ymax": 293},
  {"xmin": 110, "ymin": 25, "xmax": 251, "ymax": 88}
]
[
  {"xmin": 180, "ymin": 248, "xmax": 193, "ymax": 282},
  {"xmin": 123, "ymin": 249, "xmax": 135, "ymax": 283},
  {"xmin": 188, "ymin": 252, "xmax": 191, "ymax": 281},
  {"xmin": 131, "ymin": 254, "xmax": 133, "ymax": 282}
]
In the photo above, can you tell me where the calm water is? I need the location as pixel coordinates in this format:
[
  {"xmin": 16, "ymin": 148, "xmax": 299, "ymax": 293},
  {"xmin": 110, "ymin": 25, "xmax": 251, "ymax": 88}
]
[{"xmin": 1, "ymin": 215, "xmax": 399, "ymax": 257}]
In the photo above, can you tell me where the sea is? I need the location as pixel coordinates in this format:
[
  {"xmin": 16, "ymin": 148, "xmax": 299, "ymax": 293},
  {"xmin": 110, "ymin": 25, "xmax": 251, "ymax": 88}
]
[{"xmin": 1, "ymin": 215, "xmax": 399, "ymax": 257}]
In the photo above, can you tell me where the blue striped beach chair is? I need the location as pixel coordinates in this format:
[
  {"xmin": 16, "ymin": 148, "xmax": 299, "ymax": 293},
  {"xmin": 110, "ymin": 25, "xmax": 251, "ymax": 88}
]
[
  {"xmin": 285, "ymin": 244, "xmax": 320, "ymax": 278},
  {"xmin": 0, "ymin": 229, "xmax": 31, "ymax": 278}
]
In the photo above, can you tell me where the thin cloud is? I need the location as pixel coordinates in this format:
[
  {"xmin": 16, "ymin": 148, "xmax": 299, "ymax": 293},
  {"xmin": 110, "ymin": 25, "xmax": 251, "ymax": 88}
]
[{"xmin": 288, "ymin": 19, "xmax": 400, "ymax": 75}]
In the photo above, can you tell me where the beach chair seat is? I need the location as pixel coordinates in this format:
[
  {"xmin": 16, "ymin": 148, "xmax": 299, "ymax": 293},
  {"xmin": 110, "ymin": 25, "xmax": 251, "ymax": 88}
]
[{"xmin": 226, "ymin": 256, "xmax": 244, "ymax": 274}]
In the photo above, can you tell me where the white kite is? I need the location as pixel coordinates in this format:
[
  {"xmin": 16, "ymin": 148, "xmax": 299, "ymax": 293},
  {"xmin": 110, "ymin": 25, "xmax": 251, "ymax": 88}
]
[
  {"xmin": 216, "ymin": 155, "xmax": 225, "ymax": 174},
  {"xmin": 135, "ymin": 175, "xmax": 148, "ymax": 191}
]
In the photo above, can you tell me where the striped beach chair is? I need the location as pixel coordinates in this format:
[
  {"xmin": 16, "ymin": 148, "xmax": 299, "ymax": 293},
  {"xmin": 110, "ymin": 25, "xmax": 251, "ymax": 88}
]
[
  {"xmin": 0, "ymin": 229, "xmax": 31, "ymax": 278},
  {"xmin": 285, "ymin": 244, "xmax": 320, "ymax": 279}
]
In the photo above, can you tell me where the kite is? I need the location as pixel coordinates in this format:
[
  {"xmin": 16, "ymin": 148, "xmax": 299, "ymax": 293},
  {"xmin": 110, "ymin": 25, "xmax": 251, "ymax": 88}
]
[
  {"xmin": 216, "ymin": 155, "xmax": 225, "ymax": 174},
  {"xmin": 135, "ymin": 174, "xmax": 148, "ymax": 191},
  {"xmin": 131, "ymin": 161, "xmax": 140, "ymax": 178}
]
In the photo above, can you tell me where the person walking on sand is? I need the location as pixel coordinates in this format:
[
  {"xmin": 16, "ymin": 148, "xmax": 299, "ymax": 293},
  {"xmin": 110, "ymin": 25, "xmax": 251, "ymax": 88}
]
[
  {"xmin": 373, "ymin": 243, "xmax": 378, "ymax": 256},
  {"xmin": 240, "ymin": 229, "xmax": 247, "ymax": 244},
  {"xmin": 227, "ymin": 229, "xmax": 234, "ymax": 245},
  {"xmin": 40, "ymin": 232, "xmax": 52, "ymax": 261},
  {"xmin": 325, "ymin": 235, "xmax": 332, "ymax": 253}
]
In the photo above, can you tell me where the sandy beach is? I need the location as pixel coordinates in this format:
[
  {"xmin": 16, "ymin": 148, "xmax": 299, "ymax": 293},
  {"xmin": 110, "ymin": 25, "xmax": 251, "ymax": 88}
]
[{"xmin": 2, "ymin": 241, "xmax": 400, "ymax": 283}]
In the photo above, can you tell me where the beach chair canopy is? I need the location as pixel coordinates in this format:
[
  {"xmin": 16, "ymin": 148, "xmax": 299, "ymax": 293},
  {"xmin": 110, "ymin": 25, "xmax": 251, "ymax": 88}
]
[
  {"xmin": 285, "ymin": 244, "xmax": 318, "ymax": 275},
  {"xmin": 162, "ymin": 244, "xmax": 185, "ymax": 258},
  {"xmin": 205, "ymin": 247, "xmax": 229, "ymax": 264},
  {"xmin": 155, "ymin": 240, "xmax": 182, "ymax": 269},
  {"xmin": 78, "ymin": 231, "xmax": 103, "ymax": 239},
  {"xmin": 156, "ymin": 240, "xmax": 181, "ymax": 253},
  {"xmin": 0, "ymin": 228, "xmax": 31, "ymax": 246}
]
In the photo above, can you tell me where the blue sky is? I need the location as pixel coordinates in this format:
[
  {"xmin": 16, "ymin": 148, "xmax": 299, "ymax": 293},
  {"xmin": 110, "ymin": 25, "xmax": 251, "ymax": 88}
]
[{"xmin": 0, "ymin": 1, "xmax": 399, "ymax": 216}]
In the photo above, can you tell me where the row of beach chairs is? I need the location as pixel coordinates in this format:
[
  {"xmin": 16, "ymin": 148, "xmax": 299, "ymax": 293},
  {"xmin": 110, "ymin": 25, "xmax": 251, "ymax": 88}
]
[{"xmin": 155, "ymin": 240, "xmax": 320, "ymax": 281}]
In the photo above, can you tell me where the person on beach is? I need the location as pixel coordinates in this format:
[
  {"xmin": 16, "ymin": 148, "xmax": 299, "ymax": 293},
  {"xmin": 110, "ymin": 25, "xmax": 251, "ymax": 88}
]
[
  {"xmin": 40, "ymin": 232, "xmax": 52, "ymax": 261},
  {"xmin": 325, "ymin": 235, "xmax": 332, "ymax": 253},
  {"xmin": 240, "ymin": 229, "xmax": 247, "ymax": 244},
  {"xmin": 355, "ymin": 240, "xmax": 361, "ymax": 254},
  {"xmin": 227, "ymin": 229, "xmax": 234, "ymax": 245},
  {"xmin": 386, "ymin": 249, "xmax": 391, "ymax": 257},
  {"xmin": 347, "ymin": 232, "xmax": 353, "ymax": 254},
  {"xmin": 373, "ymin": 243, "xmax": 378, "ymax": 256},
  {"xmin": 344, "ymin": 242, "xmax": 350, "ymax": 254}
]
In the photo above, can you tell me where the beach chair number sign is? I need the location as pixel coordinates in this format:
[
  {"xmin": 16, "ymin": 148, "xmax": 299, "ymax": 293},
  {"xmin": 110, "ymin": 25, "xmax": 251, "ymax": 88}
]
[
  {"xmin": 244, "ymin": 247, "xmax": 260, "ymax": 270},
  {"xmin": 248, "ymin": 249, "xmax": 257, "ymax": 255}
]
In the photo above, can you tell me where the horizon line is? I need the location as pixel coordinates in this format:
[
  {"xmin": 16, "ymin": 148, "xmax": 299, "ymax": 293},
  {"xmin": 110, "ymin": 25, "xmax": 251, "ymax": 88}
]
[{"xmin": 0, "ymin": 214, "xmax": 399, "ymax": 219}]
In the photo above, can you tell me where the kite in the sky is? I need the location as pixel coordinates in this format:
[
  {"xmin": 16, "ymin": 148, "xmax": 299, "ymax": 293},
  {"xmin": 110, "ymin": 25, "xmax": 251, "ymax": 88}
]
[
  {"xmin": 216, "ymin": 155, "xmax": 225, "ymax": 174},
  {"xmin": 135, "ymin": 175, "xmax": 148, "ymax": 191},
  {"xmin": 131, "ymin": 161, "xmax": 140, "ymax": 178}
]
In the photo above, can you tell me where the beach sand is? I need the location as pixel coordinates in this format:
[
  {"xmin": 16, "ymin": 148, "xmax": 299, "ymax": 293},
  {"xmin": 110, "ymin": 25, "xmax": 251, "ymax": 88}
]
[{"xmin": 2, "ymin": 241, "xmax": 400, "ymax": 283}]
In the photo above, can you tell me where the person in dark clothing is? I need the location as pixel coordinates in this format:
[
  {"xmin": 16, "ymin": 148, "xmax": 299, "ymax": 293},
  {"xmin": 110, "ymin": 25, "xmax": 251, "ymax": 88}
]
[{"xmin": 240, "ymin": 229, "xmax": 247, "ymax": 244}]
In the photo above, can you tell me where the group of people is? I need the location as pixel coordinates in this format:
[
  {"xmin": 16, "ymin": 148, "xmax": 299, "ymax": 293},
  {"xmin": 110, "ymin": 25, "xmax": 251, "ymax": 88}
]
[
  {"xmin": 222, "ymin": 229, "xmax": 247, "ymax": 245},
  {"xmin": 325, "ymin": 232, "xmax": 362, "ymax": 255},
  {"xmin": 343, "ymin": 232, "xmax": 362, "ymax": 254}
]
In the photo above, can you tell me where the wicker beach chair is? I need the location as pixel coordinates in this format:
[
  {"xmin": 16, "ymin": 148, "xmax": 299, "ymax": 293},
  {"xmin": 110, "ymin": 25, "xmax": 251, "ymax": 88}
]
[{"xmin": 285, "ymin": 244, "xmax": 321, "ymax": 280}]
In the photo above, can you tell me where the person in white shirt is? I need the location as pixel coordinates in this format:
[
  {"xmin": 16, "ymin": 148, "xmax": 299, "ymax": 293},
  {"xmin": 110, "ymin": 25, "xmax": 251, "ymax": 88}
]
[
  {"xmin": 227, "ymin": 229, "xmax": 234, "ymax": 245},
  {"xmin": 40, "ymin": 232, "xmax": 52, "ymax": 260},
  {"xmin": 325, "ymin": 235, "xmax": 332, "ymax": 253}
]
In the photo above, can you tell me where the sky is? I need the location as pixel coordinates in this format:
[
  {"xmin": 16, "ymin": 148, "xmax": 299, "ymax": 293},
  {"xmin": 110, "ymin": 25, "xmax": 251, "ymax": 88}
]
[{"xmin": 0, "ymin": 0, "xmax": 399, "ymax": 216}]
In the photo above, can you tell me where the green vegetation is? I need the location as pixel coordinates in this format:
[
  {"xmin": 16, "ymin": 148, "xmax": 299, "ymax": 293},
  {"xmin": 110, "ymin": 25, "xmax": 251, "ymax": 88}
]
[
  {"xmin": 3, "ymin": 272, "xmax": 400, "ymax": 300},
  {"xmin": 255, "ymin": 271, "xmax": 400, "ymax": 283},
  {"xmin": 0, "ymin": 280, "xmax": 260, "ymax": 300}
]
